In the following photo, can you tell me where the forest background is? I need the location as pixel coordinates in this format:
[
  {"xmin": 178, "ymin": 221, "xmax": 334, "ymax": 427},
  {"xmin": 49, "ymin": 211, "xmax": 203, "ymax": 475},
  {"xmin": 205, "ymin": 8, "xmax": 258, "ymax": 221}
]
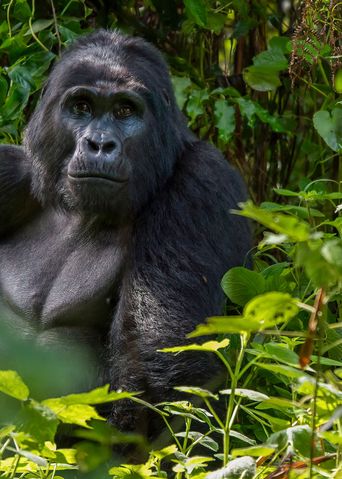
[{"xmin": 0, "ymin": 1, "xmax": 341, "ymax": 478}]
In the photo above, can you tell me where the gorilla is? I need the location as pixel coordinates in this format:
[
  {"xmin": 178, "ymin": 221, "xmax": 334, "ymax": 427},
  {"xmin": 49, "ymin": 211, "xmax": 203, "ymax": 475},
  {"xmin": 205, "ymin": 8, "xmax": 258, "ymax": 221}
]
[{"xmin": 0, "ymin": 30, "xmax": 250, "ymax": 433}]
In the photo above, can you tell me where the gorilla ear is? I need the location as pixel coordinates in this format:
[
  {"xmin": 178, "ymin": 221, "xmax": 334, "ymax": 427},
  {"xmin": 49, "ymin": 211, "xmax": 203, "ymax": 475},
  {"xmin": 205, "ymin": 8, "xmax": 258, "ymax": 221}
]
[{"xmin": 162, "ymin": 89, "xmax": 171, "ymax": 107}]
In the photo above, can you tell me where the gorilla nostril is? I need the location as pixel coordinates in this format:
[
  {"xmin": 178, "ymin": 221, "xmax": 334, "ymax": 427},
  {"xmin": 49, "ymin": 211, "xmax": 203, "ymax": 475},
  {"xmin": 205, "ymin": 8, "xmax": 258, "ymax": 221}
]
[
  {"xmin": 102, "ymin": 141, "xmax": 116, "ymax": 153},
  {"xmin": 87, "ymin": 138, "xmax": 100, "ymax": 152}
]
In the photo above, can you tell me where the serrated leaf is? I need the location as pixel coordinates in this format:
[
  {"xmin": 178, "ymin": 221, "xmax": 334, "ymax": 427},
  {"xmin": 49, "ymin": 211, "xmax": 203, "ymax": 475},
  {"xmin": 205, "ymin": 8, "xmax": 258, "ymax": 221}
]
[
  {"xmin": 0, "ymin": 370, "xmax": 29, "ymax": 400},
  {"xmin": 42, "ymin": 400, "xmax": 104, "ymax": 427},
  {"xmin": 214, "ymin": 100, "xmax": 235, "ymax": 142},
  {"xmin": 20, "ymin": 399, "xmax": 58, "ymax": 444},
  {"xmin": 43, "ymin": 385, "xmax": 138, "ymax": 406}
]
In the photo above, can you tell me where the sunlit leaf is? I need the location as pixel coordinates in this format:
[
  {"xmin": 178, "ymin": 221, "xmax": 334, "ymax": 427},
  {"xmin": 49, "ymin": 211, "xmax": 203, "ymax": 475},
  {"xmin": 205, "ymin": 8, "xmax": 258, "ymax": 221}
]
[{"xmin": 0, "ymin": 370, "xmax": 29, "ymax": 400}]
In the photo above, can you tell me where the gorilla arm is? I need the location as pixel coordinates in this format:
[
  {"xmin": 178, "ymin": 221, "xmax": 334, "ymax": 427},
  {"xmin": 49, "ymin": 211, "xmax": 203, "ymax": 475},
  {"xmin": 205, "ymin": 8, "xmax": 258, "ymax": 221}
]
[{"xmin": 0, "ymin": 145, "xmax": 39, "ymax": 235}]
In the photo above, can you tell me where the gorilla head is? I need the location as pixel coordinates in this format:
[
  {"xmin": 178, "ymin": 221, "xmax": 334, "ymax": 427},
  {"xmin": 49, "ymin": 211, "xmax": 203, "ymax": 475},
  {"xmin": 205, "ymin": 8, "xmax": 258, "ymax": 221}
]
[{"xmin": 24, "ymin": 30, "xmax": 188, "ymax": 222}]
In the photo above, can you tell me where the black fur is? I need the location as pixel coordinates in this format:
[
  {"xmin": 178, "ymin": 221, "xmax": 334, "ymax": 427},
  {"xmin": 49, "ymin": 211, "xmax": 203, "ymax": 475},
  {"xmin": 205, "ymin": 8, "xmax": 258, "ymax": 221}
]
[{"xmin": 0, "ymin": 30, "xmax": 250, "ymax": 435}]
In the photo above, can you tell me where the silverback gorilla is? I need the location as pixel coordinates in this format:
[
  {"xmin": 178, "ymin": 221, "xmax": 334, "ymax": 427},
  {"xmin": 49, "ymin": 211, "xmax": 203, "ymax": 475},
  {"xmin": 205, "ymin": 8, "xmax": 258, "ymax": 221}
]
[{"xmin": 0, "ymin": 30, "xmax": 250, "ymax": 433}]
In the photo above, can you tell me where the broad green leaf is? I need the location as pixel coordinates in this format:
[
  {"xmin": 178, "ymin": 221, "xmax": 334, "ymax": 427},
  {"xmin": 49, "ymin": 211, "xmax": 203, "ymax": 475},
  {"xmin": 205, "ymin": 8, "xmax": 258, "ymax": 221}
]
[
  {"xmin": 244, "ymin": 292, "xmax": 299, "ymax": 326},
  {"xmin": 220, "ymin": 389, "xmax": 269, "ymax": 402},
  {"xmin": 42, "ymin": 400, "xmax": 103, "ymax": 428},
  {"xmin": 184, "ymin": 0, "xmax": 207, "ymax": 27},
  {"xmin": 243, "ymin": 65, "xmax": 281, "ymax": 91},
  {"xmin": 253, "ymin": 49, "xmax": 288, "ymax": 70},
  {"xmin": 264, "ymin": 343, "xmax": 299, "ymax": 366},
  {"xmin": 0, "ymin": 370, "xmax": 29, "ymax": 400},
  {"xmin": 321, "ymin": 431, "xmax": 342, "ymax": 446},
  {"xmin": 256, "ymin": 363, "xmax": 309, "ymax": 379},
  {"xmin": 160, "ymin": 338, "xmax": 229, "ymax": 353},
  {"xmin": 267, "ymin": 425, "xmax": 316, "ymax": 457},
  {"xmin": 256, "ymin": 397, "xmax": 301, "ymax": 412},
  {"xmin": 269, "ymin": 36, "xmax": 292, "ymax": 53},
  {"xmin": 190, "ymin": 292, "xmax": 297, "ymax": 337},
  {"xmin": 221, "ymin": 267, "xmax": 265, "ymax": 306},
  {"xmin": 186, "ymin": 89, "xmax": 209, "ymax": 123},
  {"xmin": 151, "ymin": 444, "xmax": 178, "ymax": 459},
  {"xmin": 236, "ymin": 201, "xmax": 311, "ymax": 241},
  {"xmin": 231, "ymin": 445, "xmax": 274, "ymax": 457},
  {"xmin": 214, "ymin": 100, "xmax": 235, "ymax": 142},
  {"xmin": 20, "ymin": 400, "xmax": 58, "ymax": 444},
  {"xmin": 296, "ymin": 240, "xmax": 342, "ymax": 288},
  {"xmin": 313, "ymin": 108, "xmax": 342, "ymax": 152},
  {"xmin": 172, "ymin": 76, "xmax": 191, "ymax": 109}
]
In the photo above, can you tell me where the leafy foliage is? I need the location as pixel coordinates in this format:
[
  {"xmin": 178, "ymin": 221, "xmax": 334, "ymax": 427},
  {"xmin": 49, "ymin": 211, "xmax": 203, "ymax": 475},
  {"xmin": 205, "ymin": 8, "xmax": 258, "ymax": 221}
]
[{"xmin": 0, "ymin": 0, "xmax": 341, "ymax": 478}]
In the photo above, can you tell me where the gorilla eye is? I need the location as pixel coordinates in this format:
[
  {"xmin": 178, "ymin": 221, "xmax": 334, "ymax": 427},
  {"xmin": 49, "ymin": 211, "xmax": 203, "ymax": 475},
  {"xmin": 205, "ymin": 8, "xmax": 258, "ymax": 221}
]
[
  {"xmin": 72, "ymin": 101, "xmax": 92, "ymax": 115},
  {"xmin": 114, "ymin": 104, "xmax": 135, "ymax": 119}
]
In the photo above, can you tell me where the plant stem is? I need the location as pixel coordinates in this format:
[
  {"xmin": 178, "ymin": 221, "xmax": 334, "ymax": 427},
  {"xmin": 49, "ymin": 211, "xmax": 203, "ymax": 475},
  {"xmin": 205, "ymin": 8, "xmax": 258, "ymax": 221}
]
[{"xmin": 223, "ymin": 333, "xmax": 248, "ymax": 465}]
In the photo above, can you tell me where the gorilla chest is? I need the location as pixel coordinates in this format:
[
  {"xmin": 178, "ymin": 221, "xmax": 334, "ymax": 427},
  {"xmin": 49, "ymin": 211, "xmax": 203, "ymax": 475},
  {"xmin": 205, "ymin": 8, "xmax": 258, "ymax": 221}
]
[{"xmin": 0, "ymin": 213, "xmax": 122, "ymax": 332}]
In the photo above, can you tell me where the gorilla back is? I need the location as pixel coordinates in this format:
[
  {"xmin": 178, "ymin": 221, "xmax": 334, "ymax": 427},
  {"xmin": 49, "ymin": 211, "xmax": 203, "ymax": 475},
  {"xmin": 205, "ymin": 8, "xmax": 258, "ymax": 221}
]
[{"xmin": 0, "ymin": 30, "xmax": 250, "ymax": 432}]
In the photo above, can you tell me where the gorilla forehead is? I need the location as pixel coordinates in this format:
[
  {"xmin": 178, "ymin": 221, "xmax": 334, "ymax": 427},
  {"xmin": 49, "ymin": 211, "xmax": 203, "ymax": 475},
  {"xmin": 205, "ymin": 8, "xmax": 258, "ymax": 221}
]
[{"xmin": 48, "ymin": 30, "xmax": 171, "ymax": 99}]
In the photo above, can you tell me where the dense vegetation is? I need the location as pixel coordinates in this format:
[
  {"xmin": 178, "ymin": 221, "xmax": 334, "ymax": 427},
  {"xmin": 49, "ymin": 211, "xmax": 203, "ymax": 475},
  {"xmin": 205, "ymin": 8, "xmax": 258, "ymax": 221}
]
[{"xmin": 0, "ymin": 1, "xmax": 341, "ymax": 478}]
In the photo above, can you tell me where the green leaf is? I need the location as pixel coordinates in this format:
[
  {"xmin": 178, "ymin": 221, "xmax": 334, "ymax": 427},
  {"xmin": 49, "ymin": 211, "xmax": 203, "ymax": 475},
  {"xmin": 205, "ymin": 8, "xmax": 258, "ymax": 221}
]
[
  {"xmin": 43, "ymin": 385, "xmax": 138, "ymax": 406},
  {"xmin": 0, "ymin": 370, "xmax": 29, "ymax": 400},
  {"xmin": 24, "ymin": 19, "xmax": 54, "ymax": 36},
  {"xmin": 243, "ymin": 65, "xmax": 281, "ymax": 91},
  {"xmin": 267, "ymin": 425, "xmax": 315, "ymax": 457},
  {"xmin": 20, "ymin": 399, "xmax": 58, "ymax": 444},
  {"xmin": 214, "ymin": 100, "xmax": 235, "ymax": 142},
  {"xmin": 0, "ymin": 76, "xmax": 8, "ymax": 105},
  {"xmin": 236, "ymin": 201, "xmax": 311, "ymax": 241},
  {"xmin": 231, "ymin": 445, "xmax": 274, "ymax": 457},
  {"xmin": 244, "ymin": 292, "xmax": 299, "ymax": 326},
  {"xmin": 220, "ymin": 389, "xmax": 269, "ymax": 402},
  {"xmin": 264, "ymin": 343, "xmax": 299, "ymax": 366},
  {"xmin": 296, "ymin": 240, "xmax": 342, "ymax": 288},
  {"xmin": 313, "ymin": 108, "xmax": 342, "ymax": 152},
  {"xmin": 335, "ymin": 68, "xmax": 342, "ymax": 93},
  {"xmin": 160, "ymin": 338, "xmax": 229, "ymax": 353},
  {"xmin": 189, "ymin": 292, "xmax": 298, "ymax": 337},
  {"xmin": 186, "ymin": 89, "xmax": 209, "ymax": 123},
  {"xmin": 42, "ymin": 400, "xmax": 103, "ymax": 428},
  {"xmin": 184, "ymin": 0, "xmax": 208, "ymax": 27},
  {"xmin": 253, "ymin": 49, "xmax": 288, "ymax": 70},
  {"xmin": 256, "ymin": 364, "xmax": 309, "ymax": 380},
  {"xmin": 174, "ymin": 386, "xmax": 218, "ymax": 400},
  {"xmin": 221, "ymin": 267, "xmax": 265, "ymax": 306},
  {"xmin": 171, "ymin": 76, "xmax": 191, "ymax": 109}
]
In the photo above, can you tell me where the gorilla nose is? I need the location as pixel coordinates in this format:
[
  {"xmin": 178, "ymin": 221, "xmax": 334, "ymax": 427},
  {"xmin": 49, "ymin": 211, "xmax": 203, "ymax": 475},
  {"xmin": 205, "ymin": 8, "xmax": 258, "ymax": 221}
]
[{"xmin": 85, "ymin": 136, "xmax": 117, "ymax": 155}]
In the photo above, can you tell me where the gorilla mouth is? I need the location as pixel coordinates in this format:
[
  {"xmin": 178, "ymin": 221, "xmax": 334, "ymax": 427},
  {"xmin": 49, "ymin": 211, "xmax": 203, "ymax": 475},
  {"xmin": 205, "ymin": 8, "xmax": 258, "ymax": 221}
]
[{"xmin": 68, "ymin": 172, "xmax": 128, "ymax": 184}]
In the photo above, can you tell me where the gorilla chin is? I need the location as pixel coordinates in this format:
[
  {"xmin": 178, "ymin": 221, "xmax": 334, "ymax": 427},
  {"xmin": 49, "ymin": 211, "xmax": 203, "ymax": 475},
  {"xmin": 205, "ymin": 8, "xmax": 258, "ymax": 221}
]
[{"xmin": 0, "ymin": 29, "xmax": 251, "ymax": 436}]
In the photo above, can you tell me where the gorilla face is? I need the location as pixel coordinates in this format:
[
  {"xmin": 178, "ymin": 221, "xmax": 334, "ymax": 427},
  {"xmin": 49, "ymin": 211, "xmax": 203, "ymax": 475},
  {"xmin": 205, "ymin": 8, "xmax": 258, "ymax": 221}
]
[
  {"xmin": 24, "ymin": 30, "xmax": 187, "ymax": 223},
  {"xmin": 59, "ymin": 85, "xmax": 146, "ymax": 217}
]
